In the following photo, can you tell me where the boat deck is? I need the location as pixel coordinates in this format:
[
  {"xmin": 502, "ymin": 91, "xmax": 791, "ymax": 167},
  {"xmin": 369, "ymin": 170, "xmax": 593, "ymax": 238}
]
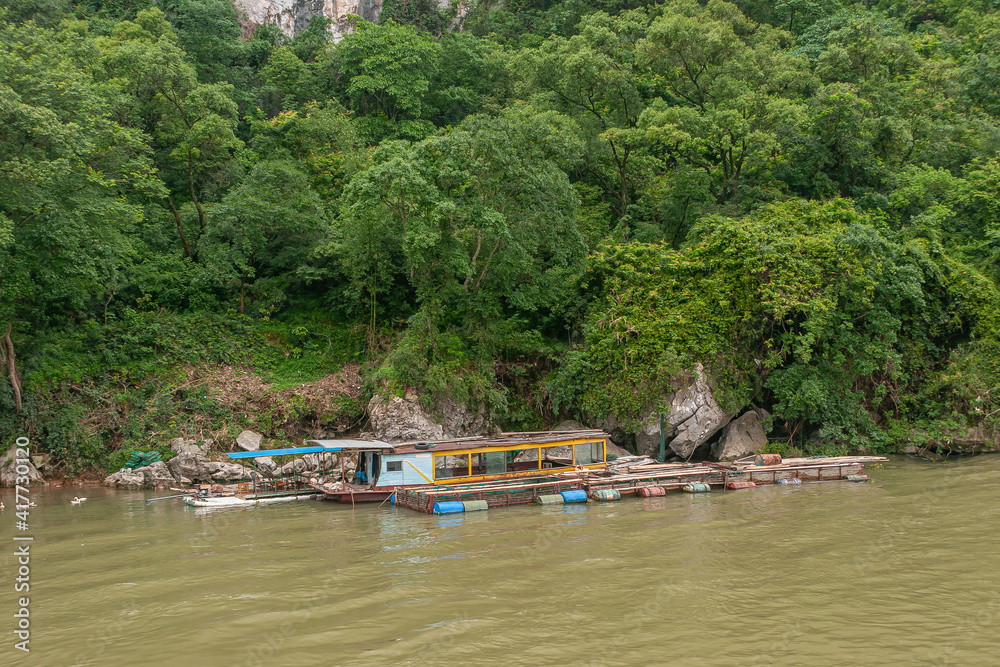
[{"xmin": 394, "ymin": 456, "xmax": 887, "ymax": 513}]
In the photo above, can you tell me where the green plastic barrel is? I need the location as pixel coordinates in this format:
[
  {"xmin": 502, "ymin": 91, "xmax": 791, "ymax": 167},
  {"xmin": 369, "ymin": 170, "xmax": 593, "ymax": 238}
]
[
  {"xmin": 535, "ymin": 494, "xmax": 565, "ymax": 505},
  {"xmin": 590, "ymin": 489, "xmax": 621, "ymax": 501},
  {"xmin": 462, "ymin": 500, "xmax": 489, "ymax": 512},
  {"xmin": 682, "ymin": 483, "xmax": 711, "ymax": 493}
]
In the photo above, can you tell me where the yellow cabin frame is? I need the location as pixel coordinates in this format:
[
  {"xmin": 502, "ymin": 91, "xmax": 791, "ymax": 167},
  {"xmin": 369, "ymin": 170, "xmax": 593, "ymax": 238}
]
[{"xmin": 430, "ymin": 437, "xmax": 607, "ymax": 485}]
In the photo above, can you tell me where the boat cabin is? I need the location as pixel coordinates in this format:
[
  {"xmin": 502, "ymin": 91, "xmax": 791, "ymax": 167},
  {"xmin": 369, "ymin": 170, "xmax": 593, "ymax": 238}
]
[{"xmin": 307, "ymin": 430, "xmax": 609, "ymax": 490}]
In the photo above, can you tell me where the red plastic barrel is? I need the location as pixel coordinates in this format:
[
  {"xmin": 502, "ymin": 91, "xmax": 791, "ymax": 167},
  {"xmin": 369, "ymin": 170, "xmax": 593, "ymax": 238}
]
[
  {"xmin": 638, "ymin": 486, "xmax": 667, "ymax": 497},
  {"xmin": 727, "ymin": 480, "xmax": 757, "ymax": 490},
  {"xmin": 754, "ymin": 453, "xmax": 782, "ymax": 466}
]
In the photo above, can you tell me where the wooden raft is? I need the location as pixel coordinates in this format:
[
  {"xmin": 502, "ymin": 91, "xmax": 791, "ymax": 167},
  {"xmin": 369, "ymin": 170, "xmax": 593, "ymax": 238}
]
[{"xmin": 394, "ymin": 455, "xmax": 887, "ymax": 514}]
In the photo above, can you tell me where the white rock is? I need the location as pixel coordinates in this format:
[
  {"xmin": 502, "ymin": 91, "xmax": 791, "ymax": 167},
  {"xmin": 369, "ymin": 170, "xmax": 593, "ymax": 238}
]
[{"xmin": 236, "ymin": 430, "xmax": 263, "ymax": 452}]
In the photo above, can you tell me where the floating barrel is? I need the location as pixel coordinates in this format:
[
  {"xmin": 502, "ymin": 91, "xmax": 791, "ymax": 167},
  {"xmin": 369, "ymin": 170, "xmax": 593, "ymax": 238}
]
[
  {"xmin": 560, "ymin": 489, "xmax": 589, "ymax": 504},
  {"xmin": 754, "ymin": 453, "xmax": 783, "ymax": 466},
  {"xmin": 590, "ymin": 489, "xmax": 621, "ymax": 501},
  {"xmin": 536, "ymin": 494, "xmax": 565, "ymax": 505},
  {"xmin": 775, "ymin": 478, "xmax": 801, "ymax": 485},
  {"xmin": 638, "ymin": 486, "xmax": 667, "ymax": 497},
  {"xmin": 844, "ymin": 474, "xmax": 869, "ymax": 482},
  {"xmin": 462, "ymin": 500, "xmax": 489, "ymax": 512},
  {"xmin": 433, "ymin": 501, "xmax": 465, "ymax": 514},
  {"xmin": 727, "ymin": 481, "xmax": 757, "ymax": 490},
  {"xmin": 682, "ymin": 483, "xmax": 711, "ymax": 493}
]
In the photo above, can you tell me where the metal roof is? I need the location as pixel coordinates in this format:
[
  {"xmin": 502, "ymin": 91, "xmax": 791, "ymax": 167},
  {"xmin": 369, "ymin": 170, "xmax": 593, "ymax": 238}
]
[
  {"xmin": 227, "ymin": 446, "xmax": 325, "ymax": 459},
  {"xmin": 392, "ymin": 430, "xmax": 608, "ymax": 454},
  {"xmin": 304, "ymin": 439, "xmax": 396, "ymax": 451}
]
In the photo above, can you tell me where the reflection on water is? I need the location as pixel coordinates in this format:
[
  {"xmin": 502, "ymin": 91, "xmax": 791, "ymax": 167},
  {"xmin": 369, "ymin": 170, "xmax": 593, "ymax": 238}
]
[{"xmin": 1, "ymin": 456, "xmax": 999, "ymax": 666}]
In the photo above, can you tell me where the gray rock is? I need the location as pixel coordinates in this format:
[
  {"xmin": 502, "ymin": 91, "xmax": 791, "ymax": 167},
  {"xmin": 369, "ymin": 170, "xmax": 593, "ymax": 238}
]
[
  {"xmin": 206, "ymin": 462, "xmax": 247, "ymax": 483},
  {"xmin": 713, "ymin": 411, "xmax": 767, "ymax": 462},
  {"xmin": 367, "ymin": 394, "xmax": 445, "ymax": 443},
  {"xmin": 103, "ymin": 469, "xmax": 146, "ymax": 489},
  {"xmin": 137, "ymin": 461, "xmax": 176, "ymax": 488},
  {"xmin": 167, "ymin": 452, "xmax": 214, "ymax": 483},
  {"xmin": 666, "ymin": 364, "xmax": 736, "ymax": 459},
  {"xmin": 553, "ymin": 419, "xmax": 586, "ymax": 431},
  {"xmin": 235, "ymin": 0, "xmax": 384, "ymax": 40},
  {"xmin": 367, "ymin": 390, "xmax": 498, "ymax": 444},
  {"xmin": 170, "ymin": 437, "xmax": 210, "ymax": 456},
  {"xmin": 236, "ymin": 430, "xmax": 263, "ymax": 452},
  {"xmin": 0, "ymin": 446, "xmax": 45, "ymax": 487},
  {"xmin": 255, "ymin": 456, "xmax": 277, "ymax": 474}
]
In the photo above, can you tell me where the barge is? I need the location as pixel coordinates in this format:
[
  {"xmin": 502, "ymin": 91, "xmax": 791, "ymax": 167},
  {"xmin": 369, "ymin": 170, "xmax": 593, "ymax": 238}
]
[{"xmin": 394, "ymin": 454, "xmax": 889, "ymax": 514}]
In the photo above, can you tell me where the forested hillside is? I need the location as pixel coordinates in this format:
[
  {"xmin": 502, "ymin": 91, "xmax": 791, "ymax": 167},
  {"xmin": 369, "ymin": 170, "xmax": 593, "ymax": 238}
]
[{"xmin": 2, "ymin": 0, "xmax": 999, "ymax": 471}]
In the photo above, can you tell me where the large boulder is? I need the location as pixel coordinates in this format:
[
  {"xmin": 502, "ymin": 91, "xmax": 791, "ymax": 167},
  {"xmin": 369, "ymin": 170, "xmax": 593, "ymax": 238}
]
[
  {"xmin": 664, "ymin": 364, "xmax": 736, "ymax": 458},
  {"xmin": 236, "ymin": 430, "xmax": 263, "ymax": 452},
  {"xmin": 167, "ymin": 452, "xmax": 214, "ymax": 483},
  {"xmin": 367, "ymin": 394, "xmax": 444, "ymax": 442},
  {"xmin": 170, "ymin": 437, "xmax": 211, "ymax": 456},
  {"xmin": 712, "ymin": 410, "xmax": 768, "ymax": 462},
  {"xmin": 103, "ymin": 468, "xmax": 146, "ymax": 489},
  {"xmin": 367, "ymin": 390, "xmax": 498, "ymax": 443},
  {"xmin": 255, "ymin": 456, "xmax": 277, "ymax": 475},
  {"xmin": 0, "ymin": 446, "xmax": 46, "ymax": 487},
  {"xmin": 206, "ymin": 462, "xmax": 246, "ymax": 483},
  {"xmin": 592, "ymin": 363, "xmax": 736, "ymax": 460},
  {"xmin": 138, "ymin": 461, "xmax": 177, "ymax": 488}
]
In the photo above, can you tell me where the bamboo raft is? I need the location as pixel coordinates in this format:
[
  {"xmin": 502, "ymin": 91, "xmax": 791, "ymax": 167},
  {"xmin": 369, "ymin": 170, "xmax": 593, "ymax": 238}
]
[{"xmin": 394, "ymin": 455, "xmax": 888, "ymax": 514}]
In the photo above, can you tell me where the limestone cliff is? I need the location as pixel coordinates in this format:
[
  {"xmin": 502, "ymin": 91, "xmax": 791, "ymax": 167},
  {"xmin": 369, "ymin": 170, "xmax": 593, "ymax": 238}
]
[{"xmin": 235, "ymin": 0, "xmax": 384, "ymax": 39}]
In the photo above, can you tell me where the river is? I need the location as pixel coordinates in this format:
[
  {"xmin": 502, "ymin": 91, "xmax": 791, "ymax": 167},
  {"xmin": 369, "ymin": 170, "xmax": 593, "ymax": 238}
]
[{"xmin": 2, "ymin": 455, "xmax": 998, "ymax": 666}]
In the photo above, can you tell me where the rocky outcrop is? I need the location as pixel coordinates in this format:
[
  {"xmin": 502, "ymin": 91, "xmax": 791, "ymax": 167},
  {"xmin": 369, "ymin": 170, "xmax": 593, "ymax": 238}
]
[
  {"xmin": 0, "ymin": 446, "xmax": 45, "ymax": 487},
  {"xmin": 167, "ymin": 452, "xmax": 215, "ymax": 484},
  {"xmin": 594, "ymin": 363, "xmax": 736, "ymax": 460},
  {"xmin": 103, "ymin": 461, "xmax": 176, "ymax": 489},
  {"xmin": 236, "ymin": 430, "xmax": 263, "ymax": 452},
  {"xmin": 235, "ymin": 0, "xmax": 383, "ymax": 40},
  {"xmin": 367, "ymin": 391, "xmax": 496, "ymax": 443},
  {"xmin": 103, "ymin": 468, "xmax": 146, "ymax": 489},
  {"xmin": 664, "ymin": 365, "xmax": 736, "ymax": 458},
  {"xmin": 140, "ymin": 461, "xmax": 177, "ymax": 488},
  {"xmin": 713, "ymin": 410, "xmax": 768, "ymax": 461}
]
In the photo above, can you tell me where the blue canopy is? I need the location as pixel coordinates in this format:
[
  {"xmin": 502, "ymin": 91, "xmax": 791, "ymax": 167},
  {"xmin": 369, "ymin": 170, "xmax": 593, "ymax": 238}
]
[{"xmin": 227, "ymin": 446, "xmax": 325, "ymax": 460}]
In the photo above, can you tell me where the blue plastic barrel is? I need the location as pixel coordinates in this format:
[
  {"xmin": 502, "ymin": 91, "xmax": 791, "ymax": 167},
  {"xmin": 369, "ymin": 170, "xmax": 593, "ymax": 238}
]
[
  {"xmin": 433, "ymin": 501, "xmax": 466, "ymax": 514},
  {"xmin": 560, "ymin": 489, "xmax": 588, "ymax": 504}
]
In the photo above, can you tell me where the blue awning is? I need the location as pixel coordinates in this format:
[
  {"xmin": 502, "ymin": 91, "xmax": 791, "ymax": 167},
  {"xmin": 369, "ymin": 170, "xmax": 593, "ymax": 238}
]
[{"xmin": 227, "ymin": 446, "xmax": 325, "ymax": 459}]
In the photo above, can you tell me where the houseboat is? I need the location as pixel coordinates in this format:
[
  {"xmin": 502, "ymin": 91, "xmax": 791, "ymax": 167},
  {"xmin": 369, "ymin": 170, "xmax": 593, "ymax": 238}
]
[{"xmin": 305, "ymin": 430, "xmax": 611, "ymax": 503}]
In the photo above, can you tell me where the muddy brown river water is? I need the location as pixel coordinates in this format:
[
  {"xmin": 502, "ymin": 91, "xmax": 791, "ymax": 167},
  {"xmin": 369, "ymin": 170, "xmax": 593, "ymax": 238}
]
[{"xmin": 1, "ymin": 455, "xmax": 998, "ymax": 666}]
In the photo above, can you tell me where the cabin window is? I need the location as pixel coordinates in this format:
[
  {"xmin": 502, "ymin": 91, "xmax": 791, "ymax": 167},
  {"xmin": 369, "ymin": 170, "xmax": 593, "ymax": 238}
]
[
  {"xmin": 541, "ymin": 446, "xmax": 573, "ymax": 468},
  {"xmin": 574, "ymin": 442, "xmax": 603, "ymax": 465},
  {"xmin": 385, "ymin": 461, "xmax": 402, "ymax": 472},
  {"xmin": 475, "ymin": 451, "xmax": 506, "ymax": 475},
  {"xmin": 434, "ymin": 454, "xmax": 470, "ymax": 479}
]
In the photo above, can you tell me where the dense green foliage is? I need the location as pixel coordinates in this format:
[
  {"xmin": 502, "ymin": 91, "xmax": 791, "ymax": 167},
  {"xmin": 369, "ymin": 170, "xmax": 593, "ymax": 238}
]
[{"xmin": 2, "ymin": 0, "xmax": 1000, "ymax": 468}]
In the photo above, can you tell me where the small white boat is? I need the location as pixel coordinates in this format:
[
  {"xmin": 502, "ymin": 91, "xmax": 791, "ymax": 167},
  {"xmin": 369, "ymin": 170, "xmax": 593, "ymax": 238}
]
[{"xmin": 183, "ymin": 494, "xmax": 317, "ymax": 507}]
